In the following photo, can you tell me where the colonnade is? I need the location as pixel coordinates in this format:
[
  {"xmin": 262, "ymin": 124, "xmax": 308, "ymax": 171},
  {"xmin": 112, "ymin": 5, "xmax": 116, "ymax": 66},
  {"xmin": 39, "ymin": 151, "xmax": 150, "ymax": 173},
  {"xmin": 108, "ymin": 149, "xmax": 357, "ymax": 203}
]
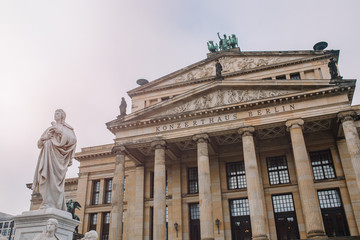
[{"xmin": 108, "ymin": 110, "xmax": 360, "ymax": 240}]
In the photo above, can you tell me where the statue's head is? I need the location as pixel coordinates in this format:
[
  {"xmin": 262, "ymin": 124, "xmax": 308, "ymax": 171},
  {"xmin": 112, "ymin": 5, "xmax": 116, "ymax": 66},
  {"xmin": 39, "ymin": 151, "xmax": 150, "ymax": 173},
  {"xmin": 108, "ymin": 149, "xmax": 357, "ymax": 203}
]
[
  {"xmin": 46, "ymin": 218, "xmax": 58, "ymax": 233},
  {"xmin": 84, "ymin": 230, "xmax": 98, "ymax": 240},
  {"xmin": 54, "ymin": 109, "xmax": 66, "ymax": 123}
]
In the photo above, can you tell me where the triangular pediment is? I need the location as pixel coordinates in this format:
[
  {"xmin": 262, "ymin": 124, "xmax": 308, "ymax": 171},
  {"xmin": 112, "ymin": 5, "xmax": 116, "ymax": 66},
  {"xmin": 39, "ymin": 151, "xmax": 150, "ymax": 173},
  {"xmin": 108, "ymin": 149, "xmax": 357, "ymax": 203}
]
[
  {"xmin": 120, "ymin": 79, "xmax": 341, "ymax": 123},
  {"xmin": 128, "ymin": 50, "xmax": 338, "ymax": 96}
]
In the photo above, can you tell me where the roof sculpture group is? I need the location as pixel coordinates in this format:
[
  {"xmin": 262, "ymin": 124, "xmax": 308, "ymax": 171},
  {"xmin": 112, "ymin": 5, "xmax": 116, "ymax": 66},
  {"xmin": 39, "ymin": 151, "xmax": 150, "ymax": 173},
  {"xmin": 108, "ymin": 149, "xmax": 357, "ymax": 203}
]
[{"xmin": 207, "ymin": 32, "xmax": 239, "ymax": 53}]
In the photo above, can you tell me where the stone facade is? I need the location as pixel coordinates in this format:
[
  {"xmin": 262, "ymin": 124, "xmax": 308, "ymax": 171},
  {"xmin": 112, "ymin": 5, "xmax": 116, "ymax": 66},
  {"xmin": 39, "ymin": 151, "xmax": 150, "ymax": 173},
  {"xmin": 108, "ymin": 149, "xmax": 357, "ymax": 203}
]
[{"xmin": 30, "ymin": 48, "xmax": 360, "ymax": 240}]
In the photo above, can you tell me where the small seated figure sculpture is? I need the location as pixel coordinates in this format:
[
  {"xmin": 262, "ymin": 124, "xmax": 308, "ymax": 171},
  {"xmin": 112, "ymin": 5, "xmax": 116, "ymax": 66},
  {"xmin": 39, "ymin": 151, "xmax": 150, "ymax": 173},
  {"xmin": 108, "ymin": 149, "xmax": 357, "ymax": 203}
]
[
  {"xmin": 81, "ymin": 230, "xmax": 98, "ymax": 240},
  {"xmin": 33, "ymin": 218, "xmax": 62, "ymax": 240}
]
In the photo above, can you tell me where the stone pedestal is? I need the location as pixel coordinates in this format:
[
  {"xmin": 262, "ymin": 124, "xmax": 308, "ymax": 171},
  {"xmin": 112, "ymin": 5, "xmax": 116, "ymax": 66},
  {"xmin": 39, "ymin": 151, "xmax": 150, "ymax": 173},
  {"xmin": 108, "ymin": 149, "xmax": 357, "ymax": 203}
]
[{"xmin": 13, "ymin": 208, "xmax": 79, "ymax": 240}]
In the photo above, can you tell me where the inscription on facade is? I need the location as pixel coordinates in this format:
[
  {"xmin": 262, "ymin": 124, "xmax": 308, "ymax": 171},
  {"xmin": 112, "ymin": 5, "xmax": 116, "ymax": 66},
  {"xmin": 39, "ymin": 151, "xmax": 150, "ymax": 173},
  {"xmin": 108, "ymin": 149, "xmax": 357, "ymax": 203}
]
[
  {"xmin": 155, "ymin": 104, "xmax": 295, "ymax": 132},
  {"xmin": 156, "ymin": 113, "xmax": 238, "ymax": 132}
]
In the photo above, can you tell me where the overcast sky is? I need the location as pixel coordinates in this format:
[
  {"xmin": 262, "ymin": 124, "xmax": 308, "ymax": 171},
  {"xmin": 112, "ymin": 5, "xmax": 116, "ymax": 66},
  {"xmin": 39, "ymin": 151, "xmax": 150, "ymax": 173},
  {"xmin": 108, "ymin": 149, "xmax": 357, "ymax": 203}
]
[{"xmin": 0, "ymin": 0, "xmax": 359, "ymax": 216}]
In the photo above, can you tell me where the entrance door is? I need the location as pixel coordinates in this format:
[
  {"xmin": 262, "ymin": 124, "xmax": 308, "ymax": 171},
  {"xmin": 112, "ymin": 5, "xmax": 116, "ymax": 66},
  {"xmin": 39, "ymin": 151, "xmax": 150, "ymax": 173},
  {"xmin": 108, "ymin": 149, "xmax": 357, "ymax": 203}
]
[
  {"xmin": 229, "ymin": 198, "xmax": 251, "ymax": 240},
  {"xmin": 318, "ymin": 189, "xmax": 350, "ymax": 237},
  {"xmin": 189, "ymin": 203, "xmax": 201, "ymax": 240},
  {"xmin": 272, "ymin": 194, "xmax": 300, "ymax": 240},
  {"xmin": 274, "ymin": 213, "xmax": 300, "ymax": 240},
  {"xmin": 230, "ymin": 216, "xmax": 251, "ymax": 240}
]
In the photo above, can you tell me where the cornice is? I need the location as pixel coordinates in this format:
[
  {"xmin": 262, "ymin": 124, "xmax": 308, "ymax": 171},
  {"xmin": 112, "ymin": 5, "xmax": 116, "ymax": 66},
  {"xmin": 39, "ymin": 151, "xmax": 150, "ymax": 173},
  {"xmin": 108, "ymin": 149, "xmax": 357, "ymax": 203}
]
[{"xmin": 108, "ymin": 83, "xmax": 355, "ymax": 134}]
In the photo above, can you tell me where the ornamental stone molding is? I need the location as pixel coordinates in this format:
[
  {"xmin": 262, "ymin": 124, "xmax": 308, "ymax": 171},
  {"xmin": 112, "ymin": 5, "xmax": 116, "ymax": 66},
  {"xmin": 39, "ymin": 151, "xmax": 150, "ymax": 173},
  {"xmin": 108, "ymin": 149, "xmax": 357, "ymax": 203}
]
[
  {"xmin": 337, "ymin": 110, "xmax": 358, "ymax": 123},
  {"xmin": 192, "ymin": 133, "xmax": 210, "ymax": 143},
  {"xmin": 157, "ymin": 89, "xmax": 297, "ymax": 116},
  {"xmin": 285, "ymin": 119, "xmax": 304, "ymax": 131},
  {"xmin": 150, "ymin": 140, "xmax": 167, "ymax": 149},
  {"xmin": 238, "ymin": 127, "xmax": 255, "ymax": 137},
  {"xmin": 162, "ymin": 56, "xmax": 304, "ymax": 86}
]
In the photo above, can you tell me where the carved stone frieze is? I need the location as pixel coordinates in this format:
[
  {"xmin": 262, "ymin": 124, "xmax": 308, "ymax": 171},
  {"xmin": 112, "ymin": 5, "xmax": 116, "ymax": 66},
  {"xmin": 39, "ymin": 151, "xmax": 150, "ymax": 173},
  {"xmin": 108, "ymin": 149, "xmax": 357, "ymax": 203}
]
[
  {"xmin": 157, "ymin": 89, "xmax": 296, "ymax": 116},
  {"xmin": 157, "ymin": 56, "xmax": 303, "ymax": 87}
]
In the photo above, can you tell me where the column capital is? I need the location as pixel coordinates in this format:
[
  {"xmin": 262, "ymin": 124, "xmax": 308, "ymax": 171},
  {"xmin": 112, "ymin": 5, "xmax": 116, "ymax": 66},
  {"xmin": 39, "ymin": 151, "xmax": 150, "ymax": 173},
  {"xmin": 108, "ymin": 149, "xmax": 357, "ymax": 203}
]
[
  {"xmin": 112, "ymin": 145, "xmax": 126, "ymax": 155},
  {"xmin": 238, "ymin": 127, "xmax": 255, "ymax": 137},
  {"xmin": 151, "ymin": 140, "xmax": 167, "ymax": 149},
  {"xmin": 192, "ymin": 133, "xmax": 210, "ymax": 143},
  {"xmin": 338, "ymin": 110, "xmax": 358, "ymax": 123},
  {"xmin": 285, "ymin": 119, "xmax": 304, "ymax": 131}
]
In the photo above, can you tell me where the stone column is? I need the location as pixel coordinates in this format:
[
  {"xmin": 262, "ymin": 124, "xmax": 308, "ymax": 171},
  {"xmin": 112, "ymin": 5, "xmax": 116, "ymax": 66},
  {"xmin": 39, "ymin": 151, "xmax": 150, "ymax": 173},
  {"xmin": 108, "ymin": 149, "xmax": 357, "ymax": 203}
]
[
  {"xmin": 192, "ymin": 134, "xmax": 214, "ymax": 240},
  {"xmin": 238, "ymin": 127, "xmax": 268, "ymax": 240},
  {"xmin": 134, "ymin": 165, "xmax": 145, "ymax": 240},
  {"xmin": 338, "ymin": 111, "xmax": 360, "ymax": 191},
  {"xmin": 109, "ymin": 145, "xmax": 126, "ymax": 240},
  {"xmin": 286, "ymin": 119, "xmax": 326, "ymax": 238},
  {"xmin": 151, "ymin": 140, "xmax": 167, "ymax": 240}
]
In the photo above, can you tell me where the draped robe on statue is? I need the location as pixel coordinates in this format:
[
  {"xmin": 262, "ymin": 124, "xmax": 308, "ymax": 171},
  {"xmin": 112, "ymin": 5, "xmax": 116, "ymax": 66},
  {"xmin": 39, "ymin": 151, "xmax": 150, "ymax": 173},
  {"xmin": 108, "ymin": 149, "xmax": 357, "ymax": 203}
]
[{"xmin": 32, "ymin": 122, "xmax": 77, "ymax": 211}]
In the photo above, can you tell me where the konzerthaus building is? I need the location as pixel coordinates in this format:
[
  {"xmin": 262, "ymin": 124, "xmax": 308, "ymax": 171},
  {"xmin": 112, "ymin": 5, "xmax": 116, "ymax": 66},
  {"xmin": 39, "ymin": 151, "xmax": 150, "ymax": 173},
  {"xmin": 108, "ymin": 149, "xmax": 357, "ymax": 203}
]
[{"xmin": 30, "ymin": 43, "xmax": 360, "ymax": 240}]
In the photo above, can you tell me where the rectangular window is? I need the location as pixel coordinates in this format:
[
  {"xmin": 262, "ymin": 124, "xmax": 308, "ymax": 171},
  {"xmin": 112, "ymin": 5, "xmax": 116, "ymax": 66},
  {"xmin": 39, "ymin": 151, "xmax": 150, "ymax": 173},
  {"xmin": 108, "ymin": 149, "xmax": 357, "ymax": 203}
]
[
  {"xmin": 104, "ymin": 179, "xmax": 112, "ymax": 204},
  {"xmin": 272, "ymin": 194, "xmax": 300, "ymax": 240},
  {"xmin": 89, "ymin": 213, "xmax": 97, "ymax": 231},
  {"xmin": 276, "ymin": 75, "xmax": 286, "ymax": 80},
  {"xmin": 92, "ymin": 180, "xmax": 100, "ymax": 205},
  {"xmin": 101, "ymin": 212, "xmax": 110, "ymax": 240},
  {"xmin": 3, "ymin": 223, "xmax": 8, "ymax": 229},
  {"xmin": 226, "ymin": 161, "xmax": 246, "ymax": 190},
  {"xmin": 150, "ymin": 172, "xmax": 154, "ymax": 198},
  {"xmin": 229, "ymin": 198, "xmax": 250, "ymax": 216},
  {"xmin": 266, "ymin": 155, "xmax": 290, "ymax": 185},
  {"xmin": 188, "ymin": 167, "xmax": 199, "ymax": 194},
  {"xmin": 290, "ymin": 73, "xmax": 301, "ymax": 80},
  {"xmin": 318, "ymin": 189, "xmax": 350, "ymax": 237},
  {"xmin": 310, "ymin": 150, "xmax": 336, "ymax": 180}
]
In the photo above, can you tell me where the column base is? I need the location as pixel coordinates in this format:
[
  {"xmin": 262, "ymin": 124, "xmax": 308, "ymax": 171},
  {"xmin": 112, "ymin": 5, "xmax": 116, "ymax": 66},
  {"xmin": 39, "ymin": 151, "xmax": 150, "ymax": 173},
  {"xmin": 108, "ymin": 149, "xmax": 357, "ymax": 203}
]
[
  {"xmin": 252, "ymin": 234, "xmax": 268, "ymax": 240},
  {"xmin": 307, "ymin": 230, "xmax": 327, "ymax": 238}
]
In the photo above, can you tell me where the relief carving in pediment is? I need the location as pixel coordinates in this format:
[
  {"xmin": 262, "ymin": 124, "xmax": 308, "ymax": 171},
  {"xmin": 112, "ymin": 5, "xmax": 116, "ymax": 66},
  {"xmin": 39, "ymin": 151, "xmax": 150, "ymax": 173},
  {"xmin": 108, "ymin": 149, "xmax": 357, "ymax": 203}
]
[
  {"xmin": 156, "ymin": 56, "xmax": 304, "ymax": 87},
  {"xmin": 157, "ymin": 89, "xmax": 297, "ymax": 116}
]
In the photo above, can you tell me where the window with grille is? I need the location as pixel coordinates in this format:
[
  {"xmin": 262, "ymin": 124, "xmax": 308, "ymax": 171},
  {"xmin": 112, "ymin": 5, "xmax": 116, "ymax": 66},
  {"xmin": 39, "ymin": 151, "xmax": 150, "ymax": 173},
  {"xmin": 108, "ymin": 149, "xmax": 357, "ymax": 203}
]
[
  {"xmin": 318, "ymin": 189, "xmax": 342, "ymax": 209},
  {"xmin": 104, "ymin": 179, "xmax": 112, "ymax": 204},
  {"xmin": 89, "ymin": 213, "xmax": 97, "ymax": 231},
  {"xmin": 190, "ymin": 203, "xmax": 200, "ymax": 220},
  {"xmin": 266, "ymin": 155, "xmax": 290, "ymax": 185},
  {"xmin": 272, "ymin": 194, "xmax": 295, "ymax": 213},
  {"xmin": 102, "ymin": 212, "xmax": 110, "ymax": 240},
  {"xmin": 226, "ymin": 162, "xmax": 246, "ymax": 190},
  {"xmin": 310, "ymin": 150, "xmax": 336, "ymax": 180},
  {"xmin": 92, "ymin": 180, "xmax": 100, "ymax": 205},
  {"xmin": 229, "ymin": 198, "xmax": 250, "ymax": 216},
  {"xmin": 188, "ymin": 167, "xmax": 198, "ymax": 194}
]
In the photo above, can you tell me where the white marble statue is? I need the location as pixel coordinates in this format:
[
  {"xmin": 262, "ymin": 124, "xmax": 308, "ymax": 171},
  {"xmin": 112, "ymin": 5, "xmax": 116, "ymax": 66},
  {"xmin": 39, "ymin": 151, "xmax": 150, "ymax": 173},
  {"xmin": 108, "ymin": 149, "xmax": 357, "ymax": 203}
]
[
  {"xmin": 32, "ymin": 109, "xmax": 77, "ymax": 210},
  {"xmin": 33, "ymin": 218, "xmax": 63, "ymax": 240},
  {"xmin": 81, "ymin": 230, "xmax": 98, "ymax": 240}
]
